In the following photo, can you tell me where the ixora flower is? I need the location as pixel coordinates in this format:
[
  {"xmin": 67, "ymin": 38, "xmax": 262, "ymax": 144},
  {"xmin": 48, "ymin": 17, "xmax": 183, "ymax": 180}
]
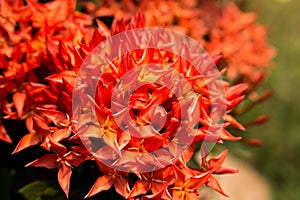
[
  {"xmin": 85, "ymin": 0, "xmax": 276, "ymax": 80},
  {"xmin": 10, "ymin": 11, "xmax": 248, "ymax": 199},
  {"xmin": 0, "ymin": 0, "xmax": 274, "ymax": 199},
  {"xmin": 82, "ymin": 0, "xmax": 276, "ymax": 132},
  {"xmin": 0, "ymin": 0, "xmax": 93, "ymax": 143}
]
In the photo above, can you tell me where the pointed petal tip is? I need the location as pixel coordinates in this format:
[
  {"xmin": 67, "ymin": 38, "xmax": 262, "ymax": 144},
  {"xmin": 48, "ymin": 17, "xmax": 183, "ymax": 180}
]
[{"xmin": 11, "ymin": 149, "xmax": 17, "ymax": 155}]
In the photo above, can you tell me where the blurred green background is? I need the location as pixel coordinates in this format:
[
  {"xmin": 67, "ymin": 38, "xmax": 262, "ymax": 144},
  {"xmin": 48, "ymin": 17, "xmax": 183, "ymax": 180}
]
[{"xmin": 229, "ymin": 0, "xmax": 300, "ymax": 200}]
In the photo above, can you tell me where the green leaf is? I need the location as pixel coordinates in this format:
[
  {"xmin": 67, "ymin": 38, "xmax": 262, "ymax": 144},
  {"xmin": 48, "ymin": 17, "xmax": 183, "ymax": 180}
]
[
  {"xmin": 0, "ymin": 168, "xmax": 12, "ymax": 200},
  {"xmin": 42, "ymin": 187, "xmax": 58, "ymax": 196},
  {"xmin": 18, "ymin": 181, "xmax": 58, "ymax": 200}
]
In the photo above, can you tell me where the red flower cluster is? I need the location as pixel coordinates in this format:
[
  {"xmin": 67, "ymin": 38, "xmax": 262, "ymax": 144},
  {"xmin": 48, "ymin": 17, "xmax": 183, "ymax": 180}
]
[
  {"xmin": 85, "ymin": 0, "xmax": 275, "ymax": 80},
  {"xmin": 0, "ymin": 0, "xmax": 92, "ymax": 143},
  {"xmin": 0, "ymin": 0, "xmax": 275, "ymax": 199},
  {"xmin": 83, "ymin": 0, "xmax": 276, "ymax": 130}
]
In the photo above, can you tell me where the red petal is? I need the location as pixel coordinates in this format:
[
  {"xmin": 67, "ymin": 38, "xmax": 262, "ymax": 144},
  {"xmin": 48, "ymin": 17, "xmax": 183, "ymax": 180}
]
[
  {"xmin": 45, "ymin": 70, "xmax": 76, "ymax": 83},
  {"xmin": 49, "ymin": 138, "xmax": 68, "ymax": 156},
  {"xmin": 227, "ymin": 95, "xmax": 245, "ymax": 109},
  {"xmin": 220, "ymin": 128, "xmax": 242, "ymax": 141},
  {"xmin": 62, "ymin": 77, "xmax": 74, "ymax": 95},
  {"xmin": 188, "ymin": 172, "xmax": 211, "ymax": 189},
  {"xmin": 32, "ymin": 114, "xmax": 49, "ymax": 131},
  {"xmin": 11, "ymin": 44, "xmax": 23, "ymax": 62},
  {"xmin": 12, "ymin": 132, "xmax": 40, "ymax": 154},
  {"xmin": 90, "ymin": 27, "xmax": 106, "ymax": 48},
  {"xmin": 208, "ymin": 150, "xmax": 228, "ymax": 171},
  {"xmin": 74, "ymin": 48, "xmax": 84, "ymax": 73},
  {"xmin": 242, "ymin": 138, "xmax": 263, "ymax": 146},
  {"xmin": 52, "ymin": 128, "xmax": 72, "ymax": 142},
  {"xmin": 114, "ymin": 175, "xmax": 130, "ymax": 197},
  {"xmin": 93, "ymin": 146, "xmax": 119, "ymax": 162},
  {"xmin": 25, "ymin": 154, "xmax": 58, "ymax": 169},
  {"xmin": 215, "ymin": 166, "xmax": 238, "ymax": 174},
  {"xmin": 149, "ymin": 105, "xmax": 168, "ymax": 130},
  {"xmin": 13, "ymin": 91, "xmax": 26, "ymax": 117},
  {"xmin": 226, "ymin": 83, "xmax": 248, "ymax": 100},
  {"xmin": 144, "ymin": 186, "xmax": 172, "ymax": 200},
  {"xmin": 127, "ymin": 180, "xmax": 149, "ymax": 198},
  {"xmin": 173, "ymin": 190, "xmax": 185, "ymax": 200},
  {"xmin": 0, "ymin": 26, "xmax": 10, "ymax": 42},
  {"xmin": 182, "ymin": 144, "xmax": 195, "ymax": 162},
  {"xmin": 26, "ymin": 116, "xmax": 34, "ymax": 133},
  {"xmin": 206, "ymin": 176, "xmax": 229, "ymax": 197},
  {"xmin": 59, "ymin": 92, "xmax": 72, "ymax": 112},
  {"xmin": 36, "ymin": 107, "xmax": 66, "ymax": 126},
  {"xmin": 85, "ymin": 175, "xmax": 113, "ymax": 198},
  {"xmin": 58, "ymin": 41, "xmax": 71, "ymax": 64},
  {"xmin": 58, "ymin": 164, "xmax": 72, "ymax": 198},
  {"xmin": 224, "ymin": 114, "xmax": 246, "ymax": 131},
  {"xmin": 65, "ymin": 152, "xmax": 88, "ymax": 167},
  {"xmin": 95, "ymin": 19, "xmax": 110, "ymax": 38},
  {"xmin": 118, "ymin": 131, "xmax": 131, "ymax": 149},
  {"xmin": 0, "ymin": 123, "xmax": 12, "ymax": 143}
]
